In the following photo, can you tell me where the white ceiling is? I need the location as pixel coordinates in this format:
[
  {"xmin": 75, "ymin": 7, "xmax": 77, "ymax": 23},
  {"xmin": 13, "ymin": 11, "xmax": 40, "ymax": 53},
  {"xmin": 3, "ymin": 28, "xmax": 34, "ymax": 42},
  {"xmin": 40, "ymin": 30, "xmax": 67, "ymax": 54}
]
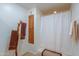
[{"xmin": 17, "ymin": 3, "xmax": 70, "ymax": 12}]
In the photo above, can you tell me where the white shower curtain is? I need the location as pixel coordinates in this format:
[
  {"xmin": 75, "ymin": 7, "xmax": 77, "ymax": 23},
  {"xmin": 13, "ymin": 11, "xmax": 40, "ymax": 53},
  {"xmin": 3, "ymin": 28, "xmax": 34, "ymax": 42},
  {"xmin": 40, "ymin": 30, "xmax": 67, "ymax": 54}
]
[{"xmin": 40, "ymin": 11, "xmax": 73, "ymax": 55}]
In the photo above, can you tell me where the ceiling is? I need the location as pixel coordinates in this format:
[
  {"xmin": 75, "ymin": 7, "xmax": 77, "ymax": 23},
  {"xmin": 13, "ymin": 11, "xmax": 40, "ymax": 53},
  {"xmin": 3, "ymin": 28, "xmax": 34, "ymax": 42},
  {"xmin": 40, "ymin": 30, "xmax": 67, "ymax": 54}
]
[
  {"xmin": 17, "ymin": 3, "xmax": 69, "ymax": 11},
  {"xmin": 17, "ymin": 3, "xmax": 71, "ymax": 15}
]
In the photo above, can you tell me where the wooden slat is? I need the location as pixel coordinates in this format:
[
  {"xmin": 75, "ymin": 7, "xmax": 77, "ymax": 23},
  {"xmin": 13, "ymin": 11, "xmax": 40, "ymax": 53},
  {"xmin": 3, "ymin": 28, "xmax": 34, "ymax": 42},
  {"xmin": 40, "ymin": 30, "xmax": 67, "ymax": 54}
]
[
  {"xmin": 17, "ymin": 21, "xmax": 26, "ymax": 39},
  {"xmin": 28, "ymin": 15, "xmax": 34, "ymax": 44},
  {"xmin": 21, "ymin": 22, "xmax": 26, "ymax": 39},
  {"xmin": 9, "ymin": 30, "xmax": 18, "ymax": 50}
]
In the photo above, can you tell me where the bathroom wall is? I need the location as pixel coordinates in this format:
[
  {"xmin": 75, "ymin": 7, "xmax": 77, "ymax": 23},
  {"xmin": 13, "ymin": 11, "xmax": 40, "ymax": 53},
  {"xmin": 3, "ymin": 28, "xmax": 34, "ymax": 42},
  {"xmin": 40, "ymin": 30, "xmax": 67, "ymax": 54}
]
[
  {"xmin": 23, "ymin": 8, "xmax": 41, "ymax": 54},
  {"xmin": 0, "ymin": 3, "xmax": 27, "ymax": 55},
  {"xmin": 0, "ymin": 3, "xmax": 41, "ymax": 56},
  {"xmin": 33, "ymin": 3, "xmax": 79, "ymax": 56},
  {"xmin": 71, "ymin": 3, "xmax": 79, "ymax": 56},
  {"xmin": 1, "ymin": 3, "xmax": 79, "ymax": 56}
]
